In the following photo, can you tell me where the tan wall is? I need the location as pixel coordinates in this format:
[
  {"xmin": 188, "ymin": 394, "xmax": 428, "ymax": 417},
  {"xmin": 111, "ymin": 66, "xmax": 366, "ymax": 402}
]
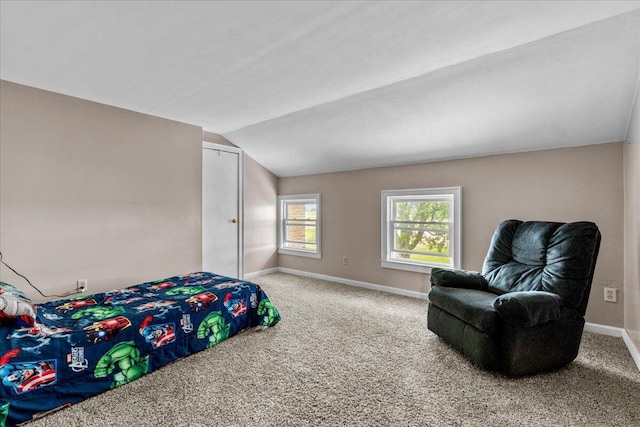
[
  {"xmin": 623, "ymin": 91, "xmax": 640, "ymax": 351},
  {"xmin": 202, "ymin": 132, "xmax": 279, "ymax": 275},
  {"xmin": 279, "ymin": 143, "xmax": 624, "ymax": 327},
  {"xmin": 0, "ymin": 80, "xmax": 202, "ymax": 301},
  {"xmin": 243, "ymin": 154, "xmax": 278, "ymax": 274}
]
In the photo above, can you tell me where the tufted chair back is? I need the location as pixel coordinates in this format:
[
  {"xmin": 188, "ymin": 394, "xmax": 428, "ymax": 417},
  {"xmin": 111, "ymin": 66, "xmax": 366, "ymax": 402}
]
[{"xmin": 482, "ymin": 220, "xmax": 601, "ymax": 315}]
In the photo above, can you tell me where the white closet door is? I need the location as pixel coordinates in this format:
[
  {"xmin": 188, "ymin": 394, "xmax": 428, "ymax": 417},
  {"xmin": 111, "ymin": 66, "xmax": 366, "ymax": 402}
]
[{"xmin": 202, "ymin": 142, "xmax": 243, "ymax": 278}]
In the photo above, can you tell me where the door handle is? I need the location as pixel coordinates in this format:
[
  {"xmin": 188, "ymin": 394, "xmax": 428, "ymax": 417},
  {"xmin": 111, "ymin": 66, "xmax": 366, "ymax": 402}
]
[{"xmin": 231, "ymin": 218, "xmax": 239, "ymax": 224}]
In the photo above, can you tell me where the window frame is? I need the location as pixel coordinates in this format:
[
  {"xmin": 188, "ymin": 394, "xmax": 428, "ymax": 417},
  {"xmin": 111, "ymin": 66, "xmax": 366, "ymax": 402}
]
[
  {"xmin": 381, "ymin": 187, "xmax": 461, "ymax": 273},
  {"xmin": 277, "ymin": 193, "xmax": 322, "ymax": 259}
]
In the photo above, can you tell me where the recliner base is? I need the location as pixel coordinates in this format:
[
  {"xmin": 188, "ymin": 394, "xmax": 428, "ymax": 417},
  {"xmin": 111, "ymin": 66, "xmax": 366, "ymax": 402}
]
[{"xmin": 428, "ymin": 303, "xmax": 585, "ymax": 376}]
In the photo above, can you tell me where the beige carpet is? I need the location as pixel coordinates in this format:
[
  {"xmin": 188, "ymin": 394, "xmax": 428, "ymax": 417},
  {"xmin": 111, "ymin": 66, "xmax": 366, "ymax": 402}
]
[{"xmin": 27, "ymin": 273, "xmax": 640, "ymax": 426}]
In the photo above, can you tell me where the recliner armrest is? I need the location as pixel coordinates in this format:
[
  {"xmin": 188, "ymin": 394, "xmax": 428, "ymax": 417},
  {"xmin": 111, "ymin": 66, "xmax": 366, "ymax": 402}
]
[
  {"xmin": 430, "ymin": 268, "xmax": 488, "ymax": 291},
  {"xmin": 493, "ymin": 291, "xmax": 563, "ymax": 328}
]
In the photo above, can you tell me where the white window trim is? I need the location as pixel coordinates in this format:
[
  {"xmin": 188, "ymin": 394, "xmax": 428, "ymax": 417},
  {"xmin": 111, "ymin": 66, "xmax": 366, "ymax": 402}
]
[
  {"xmin": 381, "ymin": 187, "xmax": 461, "ymax": 273},
  {"xmin": 277, "ymin": 193, "xmax": 321, "ymax": 259}
]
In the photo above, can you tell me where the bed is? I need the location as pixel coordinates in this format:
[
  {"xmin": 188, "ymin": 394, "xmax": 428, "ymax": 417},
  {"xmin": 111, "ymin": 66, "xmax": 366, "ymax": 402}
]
[{"xmin": 0, "ymin": 272, "xmax": 280, "ymax": 426}]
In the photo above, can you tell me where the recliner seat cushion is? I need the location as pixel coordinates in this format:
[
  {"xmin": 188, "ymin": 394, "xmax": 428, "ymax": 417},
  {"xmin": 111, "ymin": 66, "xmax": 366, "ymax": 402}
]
[{"xmin": 428, "ymin": 286, "xmax": 499, "ymax": 335}]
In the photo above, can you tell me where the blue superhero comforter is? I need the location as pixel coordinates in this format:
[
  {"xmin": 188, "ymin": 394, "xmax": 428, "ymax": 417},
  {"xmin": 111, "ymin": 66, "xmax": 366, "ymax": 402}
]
[{"xmin": 0, "ymin": 272, "xmax": 280, "ymax": 426}]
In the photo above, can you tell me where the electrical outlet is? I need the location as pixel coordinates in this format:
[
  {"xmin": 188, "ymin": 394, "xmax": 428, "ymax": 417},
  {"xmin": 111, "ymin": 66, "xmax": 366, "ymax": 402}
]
[
  {"xmin": 343, "ymin": 256, "xmax": 348, "ymax": 265},
  {"xmin": 604, "ymin": 287, "xmax": 616, "ymax": 303},
  {"xmin": 77, "ymin": 279, "xmax": 88, "ymax": 293}
]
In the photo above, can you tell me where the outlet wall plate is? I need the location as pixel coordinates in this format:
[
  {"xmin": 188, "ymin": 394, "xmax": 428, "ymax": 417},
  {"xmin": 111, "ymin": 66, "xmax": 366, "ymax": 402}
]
[
  {"xmin": 77, "ymin": 279, "xmax": 88, "ymax": 293},
  {"xmin": 604, "ymin": 287, "xmax": 617, "ymax": 303}
]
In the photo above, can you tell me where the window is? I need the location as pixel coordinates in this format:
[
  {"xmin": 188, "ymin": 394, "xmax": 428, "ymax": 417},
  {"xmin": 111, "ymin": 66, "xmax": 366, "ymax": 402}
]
[
  {"xmin": 381, "ymin": 187, "xmax": 461, "ymax": 272},
  {"xmin": 278, "ymin": 194, "xmax": 321, "ymax": 258}
]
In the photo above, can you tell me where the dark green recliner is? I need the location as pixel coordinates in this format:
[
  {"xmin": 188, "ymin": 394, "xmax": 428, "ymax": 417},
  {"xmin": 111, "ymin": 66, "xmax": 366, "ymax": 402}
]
[{"xmin": 427, "ymin": 220, "xmax": 601, "ymax": 376}]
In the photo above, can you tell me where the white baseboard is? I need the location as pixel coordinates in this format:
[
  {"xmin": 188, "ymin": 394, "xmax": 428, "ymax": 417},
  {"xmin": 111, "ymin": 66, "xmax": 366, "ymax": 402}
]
[
  {"xmin": 584, "ymin": 322, "xmax": 625, "ymax": 337},
  {"xmin": 622, "ymin": 330, "xmax": 640, "ymax": 372},
  {"xmin": 277, "ymin": 267, "xmax": 430, "ymax": 300},
  {"xmin": 244, "ymin": 267, "xmax": 279, "ymax": 279}
]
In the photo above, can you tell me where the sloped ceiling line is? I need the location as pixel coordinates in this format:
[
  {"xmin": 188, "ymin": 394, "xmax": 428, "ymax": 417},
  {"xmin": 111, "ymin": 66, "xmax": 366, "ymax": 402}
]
[
  {"xmin": 623, "ymin": 66, "xmax": 640, "ymax": 142},
  {"xmin": 223, "ymin": 8, "xmax": 640, "ymax": 136}
]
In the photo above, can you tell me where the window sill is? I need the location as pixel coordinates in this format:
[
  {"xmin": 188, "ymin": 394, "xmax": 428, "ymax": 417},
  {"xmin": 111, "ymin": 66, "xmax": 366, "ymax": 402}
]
[
  {"xmin": 278, "ymin": 249, "xmax": 322, "ymax": 259},
  {"xmin": 381, "ymin": 260, "xmax": 453, "ymax": 274}
]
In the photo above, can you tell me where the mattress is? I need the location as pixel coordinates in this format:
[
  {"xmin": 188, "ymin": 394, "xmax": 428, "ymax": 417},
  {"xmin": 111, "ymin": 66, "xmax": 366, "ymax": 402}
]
[{"xmin": 0, "ymin": 272, "xmax": 280, "ymax": 426}]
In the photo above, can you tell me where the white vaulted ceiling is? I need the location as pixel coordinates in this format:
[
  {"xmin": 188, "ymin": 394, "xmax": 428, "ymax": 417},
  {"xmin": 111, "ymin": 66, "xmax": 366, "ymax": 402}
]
[{"xmin": 2, "ymin": 1, "xmax": 640, "ymax": 176}]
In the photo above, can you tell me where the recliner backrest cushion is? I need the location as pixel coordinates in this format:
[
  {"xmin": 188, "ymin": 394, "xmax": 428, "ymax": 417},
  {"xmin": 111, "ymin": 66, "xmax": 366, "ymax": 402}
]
[{"xmin": 482, "ymin": 220, "xmax": 600, "ymax": 310}]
